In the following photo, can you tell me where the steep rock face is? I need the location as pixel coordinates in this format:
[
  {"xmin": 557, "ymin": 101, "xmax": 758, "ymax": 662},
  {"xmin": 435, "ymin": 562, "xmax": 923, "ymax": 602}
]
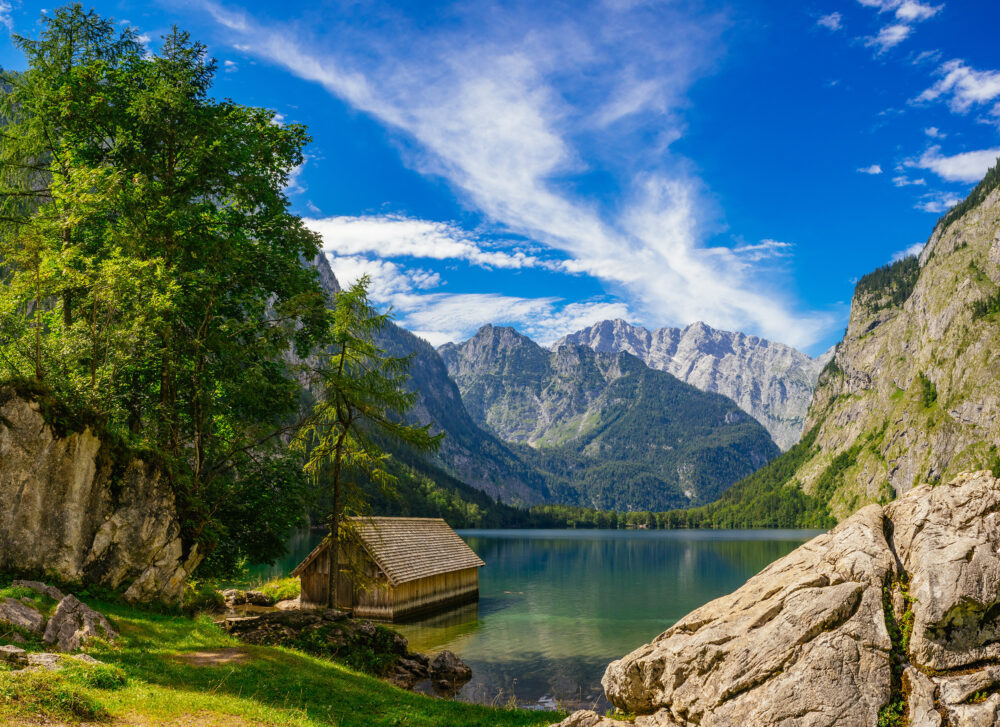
[
  {"xmin": 557, "ymin": 319, "xmax": 829, "ymax": 450},
  {"xmin": 790, "ymin": 180, "xmax": 1000, "ymax": 519},
  {"xmin": 440, "ymin": 325, "xmax": 779, "ymax": 510},
  {"xmin": 310, "ymin": 254, "xmax": 551, "ymax": 505},
  {"xmin": 0, "ymin": 392, "xmax": 199, "ymax": 603},
  {"xmin": 593, "ymin": 471, "xmax": 1000, "ymax": 727}
]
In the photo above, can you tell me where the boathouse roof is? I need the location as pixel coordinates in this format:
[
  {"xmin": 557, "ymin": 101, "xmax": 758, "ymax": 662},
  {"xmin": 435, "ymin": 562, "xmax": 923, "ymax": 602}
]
[{"xmin": 291, "ymin": 517, "xmax": 485, "ymax": 586}]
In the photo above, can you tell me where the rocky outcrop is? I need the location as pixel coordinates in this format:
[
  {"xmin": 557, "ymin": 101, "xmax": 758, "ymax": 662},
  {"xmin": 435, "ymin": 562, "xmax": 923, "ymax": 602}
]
[
  {"xmin": 773, "ymin": 173, "xmax": 1000, "ymax": 519},
  {"xmin": 440, "ymin": 325, "xmax": 779, "ymax": 510},
  {"xmin": 0, "ymin": 598, "xmax": 46, "ymax": 634},
  {"xmin": 553, "ymin": 471, "xmax": 1000, "ymax": 727},
  {"xmin": 0, "ymin": 391, "xmax": 200, "ymax": 603},
  {"xmin": 556, "ymin": 319, "xmax": 830, "ymax": 450}
]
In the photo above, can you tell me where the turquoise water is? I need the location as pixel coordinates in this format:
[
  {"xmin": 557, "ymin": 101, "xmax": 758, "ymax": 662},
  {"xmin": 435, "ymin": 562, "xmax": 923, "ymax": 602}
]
[{"xmin": 257, "ymin": 528, "xmax": 822, "ymax": 710}]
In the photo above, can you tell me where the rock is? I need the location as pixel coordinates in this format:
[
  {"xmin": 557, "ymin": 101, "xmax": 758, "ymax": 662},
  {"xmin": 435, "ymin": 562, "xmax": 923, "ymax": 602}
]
[
  {"xmin": 599, "ymin": 471, "xmax": 1000, "ymax": 727},
  {"xmin": 27, "ymin": 652, "xmax": 63, "ymax": 670},
  {"xmin": 903, "ymin": 667, "xmax": 941, "ymax": 727},
  {"xmin": 222, "ymin": 589, "xmax": 246, "ymax": 607},
  {"xmin": 0, "ymin": 597, "xmax": 46, "ymax": 634},
  {"xmin": 42, "ymin": 595, "xmax": 117, "ymax": 651},
  {"xmin": 275, "ymin": 597, "xmax": 300, "ymax": 610},
  {"xmin": 388, "ymin": 652, "xmax": 430, "ymax": 689},
  {"xmin": 12, "ymin": 580, "xmax": 65, "ymax": 601},
  {"xmin": 555, "ymin": 319, "xmax": 828, "ymax": 450},
  {"xmin": 429, "ymin": 649, "xmax": 472, "ymax": 694},
  {"xmin": 0, "ymin": 644, "xmax": 27, "ymax": 666},
  {"xmin": 603, "ymin": 503, "xmax": 893, "ymax": 726},
  {"xmin": 7, "ymin": 632, "xmax": 27, "ymax": 644},
  {"xmin": 0, "ymin": 391, "xmax": 201, "ymax": 603},
  {"xmin": 548, "ymin": 711, "xmax": 620, "ymax": 727},
  {"xmin": 243, "ymin": 590, "xmax": 273, "ymax": 607}
]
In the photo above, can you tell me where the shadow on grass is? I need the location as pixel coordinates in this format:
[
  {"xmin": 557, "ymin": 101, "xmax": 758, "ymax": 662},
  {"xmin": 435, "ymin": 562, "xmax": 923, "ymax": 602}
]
[{"xmin": 85, "ymin": 600, "xmax": 560, "ymax": 727}]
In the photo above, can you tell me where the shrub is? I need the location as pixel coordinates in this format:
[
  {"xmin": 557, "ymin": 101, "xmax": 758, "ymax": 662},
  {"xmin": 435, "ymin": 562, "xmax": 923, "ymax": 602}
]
[
  {"xmin": 257, "ymin": 577, "xmax": 300, "ymax": 603},
  {"xmin": 182, "ymin": 581, "xmax": 224, "ymax": 614}
]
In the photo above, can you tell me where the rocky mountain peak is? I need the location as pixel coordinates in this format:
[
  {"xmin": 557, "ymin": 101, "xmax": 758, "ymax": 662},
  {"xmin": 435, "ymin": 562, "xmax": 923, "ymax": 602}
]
[{"xmin": 556, "ymin": 319, "xmax": 827, "ymax": 450}]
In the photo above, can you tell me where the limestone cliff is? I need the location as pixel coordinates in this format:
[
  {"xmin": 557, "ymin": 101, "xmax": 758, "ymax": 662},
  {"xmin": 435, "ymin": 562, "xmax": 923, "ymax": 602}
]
[
  {"xmin": 0, "ymin": 390, "xmax": 199, "ymax": 603},
  {"xmin": 556, "ymin": 320, "xmax": 830, "ymax": 451},
  {"xmin": 789, "ymin": 169, "xmax": 1000, "ymax": 520}
]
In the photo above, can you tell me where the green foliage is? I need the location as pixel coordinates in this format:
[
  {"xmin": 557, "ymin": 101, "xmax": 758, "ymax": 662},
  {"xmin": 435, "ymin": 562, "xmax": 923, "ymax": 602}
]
[
  {"xmin": 292, "ymin": 622, "xmax": 401, "ymax": 677},
  {"xmin": 0, "ymin": 669, "xmax": 106, "ymax": 721},
  {"xmin": 0, "ymin": 5, "xmax": 330, "ymax": 569},
  {"xmin": 296, "ymin": 277, "xmax": 443, "ymax": 605},
  {"xmin": 63, "ymin": 661, "xmax": 129, "ymax": 691},
  {"xmin": 971, "ymin": 287, "xmax": 1000, "ymax": 319},
  {"xmin": 878, "ymin": 576, "xmax": 914, "ymax": 727},
  {"xmin": 940, "ymin": 157, "xmax": 1000, "ymax": 231},
  {"xmin": 181, "ymin": 580, "xmax": 224, "ymax": 614},
  {"xmin": 917, "ymin": 372, "xmax": 937, "ymax": 408},
  {"xmin": 854, "ymin": 256, "xmax": 920, "ymax": 313},
  {"xmin": 257, "ymin": 577, "xmax": 301, "ymax": 603}
]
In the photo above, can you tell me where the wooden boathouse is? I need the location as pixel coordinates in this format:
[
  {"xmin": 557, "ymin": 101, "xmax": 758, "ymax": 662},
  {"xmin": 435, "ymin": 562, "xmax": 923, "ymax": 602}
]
[{"xmin": 291, "ymin": 517, "xmax": 485, "ymax": 620}]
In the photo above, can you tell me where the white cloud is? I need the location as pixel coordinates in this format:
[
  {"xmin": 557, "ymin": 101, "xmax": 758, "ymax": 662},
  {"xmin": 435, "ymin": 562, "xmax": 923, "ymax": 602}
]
[
  {"xmin": 892, "ymin": 175, "xmax": 926, "ymax": 186},
  {"xmin": 325, "ymin": 251, "xmax": 630, "ymax": 346},
  {"xmin": 0, "ymin": 2, "xmax": 13, "ymax": 32},
  {"xmin": 894, "ymin": 1, "xmax": 941, "ymax": 22},
  {"xmin": 911, "ymin": 145, "xmax": 1000, "ymax": 183},
  {"xmin": 890, "ymin": 242, "xmax": 925, "ymax": 261},
  {"xmin": 924, "ymin": 126, "xmax": 945, "ymax": 138},
  {"xmin": 307, "ymin": 215, "xmax": 561, "ymax": 270},
  {"xmin": 866, "ymin": 24, "xmax": 911, "ymax": 52},
  {"xmin": 205, "ymin": 2, "xmax": 835, "ymax": 349},
  {"xmin": 916, "ymin": 192, "xmax": 962, "ymax": 213},
  {"xmin": 730, "ymin": 239, "xmax": 793, "ymax": 262},
  {"xmin": 916, "ymin": 60, "xmax": 1000, "ymax": 113},
  {"xmin": 858, "ymin": 164, "xmax": 883, "ymax": 174},
  {"xmin": 817, "ymin": 13, "xmax": 843, "ymax": 31},
  {"xmin": 224, "ymin": 59, "xmax": 238, "ymax": 72}
]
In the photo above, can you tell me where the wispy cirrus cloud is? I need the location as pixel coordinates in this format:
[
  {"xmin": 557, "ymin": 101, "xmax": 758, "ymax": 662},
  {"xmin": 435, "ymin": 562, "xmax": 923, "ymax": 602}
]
[
  {"xmin": 915, "ymin": 59, "xmax": 1000, "ymax": 113},
  {"xmin": 857, "ymin": 0, "xmax": 941, "ymax": 53},
  {"xmin": 203, "ymin": 1, "xmax": 835, "ymax": 349},
  {"xmin": 857, "ymin": 164, "xmax": 883, "ymax": 174},
  {"xmin": 817, "ymin": 12, "xmax": 843, "ymax": 31},
  {"xmin": 306, "ymin": 215, "xmax": 561, "ymax": 271}
]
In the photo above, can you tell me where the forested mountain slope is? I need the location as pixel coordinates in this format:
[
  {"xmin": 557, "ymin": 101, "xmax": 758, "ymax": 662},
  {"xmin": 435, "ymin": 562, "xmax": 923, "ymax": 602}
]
[
  {"xmin": 557, "ymin": 320, "xmax": 829, "ymax": 450},
  {"xmin": 709, "ymin": 161, "xmax": 1000, "ymax": 523},
  {"xmin": 439, "ymin": 325, "xmax": 779, "ymax": 510}
]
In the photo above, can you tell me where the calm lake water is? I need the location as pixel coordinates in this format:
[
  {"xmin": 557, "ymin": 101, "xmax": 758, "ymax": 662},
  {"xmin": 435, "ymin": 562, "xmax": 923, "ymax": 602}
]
[{"xmin": 254, "ymin": 528, "xmax": 823, "ymax": 710}]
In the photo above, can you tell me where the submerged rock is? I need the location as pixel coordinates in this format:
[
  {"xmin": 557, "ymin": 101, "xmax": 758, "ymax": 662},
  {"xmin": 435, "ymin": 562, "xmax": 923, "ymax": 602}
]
[{"xmin": 570, "ymin": 471, "xmax": 1000, "ymax": 727}]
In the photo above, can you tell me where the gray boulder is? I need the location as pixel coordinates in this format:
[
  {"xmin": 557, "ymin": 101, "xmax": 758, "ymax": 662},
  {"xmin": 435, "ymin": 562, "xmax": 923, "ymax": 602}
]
[
  {"xmin": 429, "ymin": 649, "xmax": 473, "ymax": 695},
  {"xmin": 0, "ymin": 597, "xmax": 46, "ymax": 634},
  {"xmin": 0, "ymin": 644, "xmax": 27, "ymax": 666},
  {"xmin": 591, "ymin": 471, "xmax": 1000, "ymax": 727},
  {"xmin": 42, "ymin": 595, "xmax": 117, "ymax": 651}
]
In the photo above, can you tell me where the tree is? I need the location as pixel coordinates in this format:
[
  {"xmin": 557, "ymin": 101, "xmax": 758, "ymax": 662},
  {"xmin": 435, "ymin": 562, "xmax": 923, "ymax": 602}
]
[
  {"xmin": 296, "ymin": 277, "xmax": 443, "ymax": 607},
  {"xmin": 0, "ymin": 5, "xmax": 330, "ymax": 570}
]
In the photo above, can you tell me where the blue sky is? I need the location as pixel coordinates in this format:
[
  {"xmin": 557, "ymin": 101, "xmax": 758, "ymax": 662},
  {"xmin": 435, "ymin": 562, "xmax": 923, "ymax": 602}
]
[{"xmin": 2, "ymin": 1, "xmax": 998, "ymax": 354}]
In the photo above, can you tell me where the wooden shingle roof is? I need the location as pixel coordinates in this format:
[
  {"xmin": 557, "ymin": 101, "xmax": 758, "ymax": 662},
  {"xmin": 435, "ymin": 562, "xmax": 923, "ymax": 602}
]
[{"xmin": 291, "ymin": 517, "xmax": 484, "ymax": 586}]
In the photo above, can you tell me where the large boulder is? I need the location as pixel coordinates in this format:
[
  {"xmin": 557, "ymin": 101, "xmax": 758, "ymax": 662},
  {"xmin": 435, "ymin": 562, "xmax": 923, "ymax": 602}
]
[
  {"xmin": 0, "ymin": 597, "xmax": 46, "ymax": 634},
  {"xmin": 42, "ymin": 594, "xmax": 117, "ymax": 651},
  {"xmin": 592, "ymin": 471, "xmax": 1000, "ymax": 727},
  {"xmin": 0, "ymin": 391, "xmax": 200, "ymax": 603}
]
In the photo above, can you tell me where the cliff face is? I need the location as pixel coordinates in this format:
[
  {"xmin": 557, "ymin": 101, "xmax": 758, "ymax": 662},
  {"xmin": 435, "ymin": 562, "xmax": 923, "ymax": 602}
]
[
  {"xmin": 556, "ymin": 320, "xmax": 829, "ymax": 451},
  {"xmin": 791, "ymin": 180, "xmax": 1000, "ymax": 520},
  {"xmin": 440, "ymin": 325, "xmax": 779, "ymax": 510},
  {"xmin": 0, "ymin": 391, "xmax": 199, "ymax": 603}
]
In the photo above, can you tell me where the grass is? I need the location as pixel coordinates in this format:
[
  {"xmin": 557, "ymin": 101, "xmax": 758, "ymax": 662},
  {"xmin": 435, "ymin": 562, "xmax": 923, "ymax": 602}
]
[{"xmin": 0, "ymin": 579, "xmax": 560, "ymax": 726}]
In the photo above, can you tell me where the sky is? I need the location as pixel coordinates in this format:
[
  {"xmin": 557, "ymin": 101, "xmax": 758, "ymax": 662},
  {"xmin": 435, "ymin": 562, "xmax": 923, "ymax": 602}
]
[{"xmin": 1, "ymin": 1, "xmax": 998, "ymax": 355}]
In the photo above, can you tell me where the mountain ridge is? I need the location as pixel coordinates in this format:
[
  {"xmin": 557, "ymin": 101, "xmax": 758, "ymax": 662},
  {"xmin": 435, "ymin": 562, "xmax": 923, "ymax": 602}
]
[{"xmin": 555, "ymin": 319, "xmax": 830, "ymax": 450}]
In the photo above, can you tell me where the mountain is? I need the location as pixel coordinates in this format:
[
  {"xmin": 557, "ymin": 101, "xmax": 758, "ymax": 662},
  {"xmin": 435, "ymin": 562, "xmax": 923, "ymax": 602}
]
[
  {"xmin": 439, "ymin": 325, "xmax": 780, "ymax": 510},
  {"xmin": 556, "ymin": 319, "xmax": 830, "ymax": 450},
  {"xmin": 307, "ymin": 254, "xmax": 552, "ymax": 507},
  {"xmin": 694, "ymin": 160, "xmax": 1000, "ymax": 525}
]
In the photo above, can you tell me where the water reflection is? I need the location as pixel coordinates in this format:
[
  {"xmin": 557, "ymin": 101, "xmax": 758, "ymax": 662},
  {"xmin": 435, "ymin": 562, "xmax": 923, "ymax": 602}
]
[{"xmin": 251, "ymin": 527, "xmax": 822, "ymax": 710}]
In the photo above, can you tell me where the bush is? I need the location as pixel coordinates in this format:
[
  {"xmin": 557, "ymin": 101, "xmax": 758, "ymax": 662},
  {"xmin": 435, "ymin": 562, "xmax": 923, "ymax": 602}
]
[
  {"xmin": 182, "ymin": 581, "xmax": 224, "ymax": 614},
  {"xmin": 64, "ymin": 662, "xmax": 128, "ymax": 690},
  {"xmin": 257, "ymin": 577, "xmax": 300, "ymax": 603}
]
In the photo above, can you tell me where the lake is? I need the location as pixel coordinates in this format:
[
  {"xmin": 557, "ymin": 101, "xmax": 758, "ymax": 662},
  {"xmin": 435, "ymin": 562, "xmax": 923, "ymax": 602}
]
[{"xmin": 254, "ymin": 528, "xmax": 823, "ymax": 711}]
